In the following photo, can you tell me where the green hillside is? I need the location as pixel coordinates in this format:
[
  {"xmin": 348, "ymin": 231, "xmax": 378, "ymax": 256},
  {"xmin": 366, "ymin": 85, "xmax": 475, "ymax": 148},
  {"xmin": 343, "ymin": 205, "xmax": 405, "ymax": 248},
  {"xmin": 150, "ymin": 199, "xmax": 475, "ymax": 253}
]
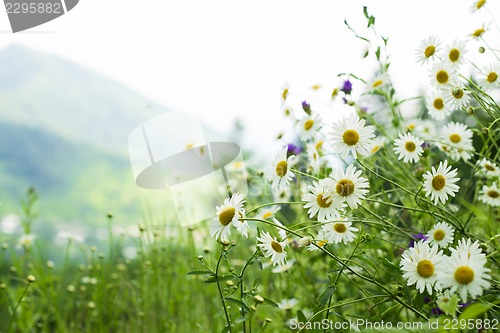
[{"xmin": 0, "ymin": 121, "xmax": 140, "ymax": 225}]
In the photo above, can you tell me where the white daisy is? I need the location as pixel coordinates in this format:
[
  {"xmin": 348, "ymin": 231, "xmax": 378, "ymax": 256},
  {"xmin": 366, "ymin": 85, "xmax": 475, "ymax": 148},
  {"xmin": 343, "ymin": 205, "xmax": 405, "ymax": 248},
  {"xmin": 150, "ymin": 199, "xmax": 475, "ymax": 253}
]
[
  {"xmin": 445, "ymin": 84, "xmax": 471, "ymax": 110},
  {"xmin": 479, "ymin": 182, "xmax": 500, "ymax": 207},
  {"xmin": 393, "ymin": 132, "xmax": 424, "ymax": 163},
  {"xmin": 400, "ymin": 240, "xmax": 444, "ymax": 294},
  {"xmin": 277, "ymin": 298, "xmax": 299, "ymax": 310},
  {"xmin": 16, "ymin": 233, "xmax": 36, "ymax": 250},
  {"xmin": 272, "ymin": 259, "xmax": 295, "ymax": 273},
  {"xmin": 329, "ymin": 114, "xmax": 375, "ymax": 159},
  {"xmin": 422, "ymin": 160, "xmax": 460, "ymax": 205},
  {"xmin": 454, "ymin": 238, "xmax": 486, "ymax": 262},
  {"xmin": 257, "ymin": 231, "xmax": 287, "ymax": 267},
  {"xmin": 302, "ymin": 178, "xmax": 342, "ymax": 222},
  {"xmin": 439, "ymin": 122, "xmax": 474, "ymax": 161},
  {"xmin": 470, "ymin": 0, "xmax": 487, "ymax": 13},
  {"xmin": 478, "ymin": 62, "xmax": 500, "ymax": 91},
  {"xmin": 426, "ymin": 90, "xmax": 452, "ymax": 120},
  {"xmin": 429, "ymin": 61, "xmax": 457, "ymax": 90},
  {"xmin": 470, "ymin": 23, "xmax": 489, "ymax": 40},
  {"xmin": 414, "ymin": 119, "xmax": 438, "ymax": 140},
  {"xmin": 233, "ymin": 209, "xmax": 249, "ymax": 238},
  {"xmin": 322, "ymin": 220, "xmax": 358, "ymax": 244},
  {"xmin": 439, "ymin": 244, "xmax": 491, "ymax": 302},
  {"xmin": 368, "ymin": 72, "xmax": 389, "ymax": 91},
  {"xmin": 367, "ymin": 136, "xmax": 388, "ymax": 156},
  {"xmin": 272, "ymin": 217, "xmax": 288, "ymax": 241},
  {"xmin": 257, "ymin": 206, "xmax": 280, "ymax": 220},
  {"xmin": 269, "ymin": 146, "xmax": 296, "ymax": 192},
  {"xmin": 297, "ymin": 114, "xmax": 321, "ymax": 141},
  {"xmin": 415, "ymin": 36, "xmax": 441, "ymax": 64},
  {"xmin": 307, "ymin": 230, "xmax": 329, "ymax": 251},
  {"xmin": 329, "ymin": 164, "xmax": 370, "ymax": 210},
  {"xmin": 426, "ymin": 222, "xmax": 455, "ymax": 248},
  {"xmin": 306, "ymin": 142, "xmax": 325, "ymax": 175},
  {"xmin": 477, "ymin": 158, "xmax": 500, "ymax": 178},
  {"xmin": 443, "ymin": 39, "xmax": 468, "ymax": 68},
  {"xmin": 210, "ymin": 193, "xmax": 245, "ymax": 242}
]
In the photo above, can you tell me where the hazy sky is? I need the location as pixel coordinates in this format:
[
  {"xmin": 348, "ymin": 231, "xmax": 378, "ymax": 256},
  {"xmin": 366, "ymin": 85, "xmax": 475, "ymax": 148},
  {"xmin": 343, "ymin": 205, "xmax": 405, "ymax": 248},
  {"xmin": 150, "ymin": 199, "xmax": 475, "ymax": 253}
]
[{"xmin": 1, "ymin": 0, "xmax": 499, "ymax": 160}]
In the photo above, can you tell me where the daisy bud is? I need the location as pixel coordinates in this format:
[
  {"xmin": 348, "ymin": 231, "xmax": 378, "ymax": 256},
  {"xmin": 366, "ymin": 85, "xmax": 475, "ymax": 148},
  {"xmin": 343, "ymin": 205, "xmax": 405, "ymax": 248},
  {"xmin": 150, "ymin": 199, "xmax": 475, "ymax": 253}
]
[
  {"xmin": 67, "ymin": 285, "xmax": 76, "ymax": 292},
  {"xmin": 250, "ymin": 305, "xmax": 257, "ymax": 311},
  {"xmin": 298, "ymin": 237, "xmax": 311, "ymax": 247},
  {"xmin": 302, "ymin": 100, "xmax": 311, "ymax": 115},
  {"xmin": 482, "ymin": 127, "xmax": 489, "ymax": 135},
  {"xmin": 265, "ymin": 318, "xmax": 273, "ymax": 323},
  {"xmin": 466, "ymin": 106, "xmax": 474, "ymax": 115},
  {"xmin": 26, "ymin": 275, "xmax": 36, "ymax": 283},
  {"xmin": 197, "ymin": 255, "xmax": 204, "ymax": 260},
  {"xmin": 225, "ymin": 280, "xmax": 234, "ymax": 287},
  {"xmin": 479, "ymin": 46, "xmax": 485, "ymax": 53},
  {"xmin": 254, "ymin": 295, "xmax": 265, "ymax": 303},
  {"xmin": 46, "ymin": 260, "xmax": 55, "ymax": 269}
]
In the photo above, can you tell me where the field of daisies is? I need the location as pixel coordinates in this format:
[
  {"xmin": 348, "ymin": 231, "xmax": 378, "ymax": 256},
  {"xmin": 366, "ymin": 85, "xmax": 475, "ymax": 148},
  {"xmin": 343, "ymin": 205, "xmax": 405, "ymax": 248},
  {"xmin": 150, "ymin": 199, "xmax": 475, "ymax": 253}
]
[{"xmin": 1, "ymin": 1, "xmax": 499, "ymax": 333}]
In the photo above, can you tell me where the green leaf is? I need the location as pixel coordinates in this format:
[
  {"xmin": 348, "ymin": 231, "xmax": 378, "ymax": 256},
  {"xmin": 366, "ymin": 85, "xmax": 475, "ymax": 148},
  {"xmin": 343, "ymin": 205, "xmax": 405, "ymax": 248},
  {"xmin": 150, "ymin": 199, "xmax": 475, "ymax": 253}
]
[
  {"xmin": 262, "ymin": 296, "xmax": 279, "ymax": 308},
  {"xmin": 317, "ymin": 285, "xmax": 336, "ymax": 307},
  {"xmin": 186, "ymin": 270, "xmax": 213, "ymax": 276},
  {"xmin": 377, "ymin": 257, "xmax": 399, "ymax": 270},
  {"xmin": 297, "ymin": 309, "xmax": 308, "ymax": 323},
  {"xmin": 458, "ymin": 302, "xmax": 492, "ymax": 320},
  {"xmin": 375, "ymin": 47, "xmax": 381, "ymax": 60},
  {"xmin": 204, "ymin": 275, "xmax": 234, "ymax": 284},
  {"xmin": 225, "ymin": 297, "xmax": 250, "ymax": 312}
]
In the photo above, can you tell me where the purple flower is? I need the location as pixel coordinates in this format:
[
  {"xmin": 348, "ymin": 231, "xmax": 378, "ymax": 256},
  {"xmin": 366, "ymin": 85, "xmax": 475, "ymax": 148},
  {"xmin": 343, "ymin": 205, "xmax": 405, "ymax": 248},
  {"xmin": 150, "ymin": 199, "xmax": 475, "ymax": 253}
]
[
  {"xmin": 409, "ymin": 233, "xmax": 429, "ymax": 248},
  {"xmin": 301, "ymin": 100, "xmax": 311, "ymax": 115},
  {"xmin": 287, "ymin": 143, "xmax": 302, "ymax": 156},
  {"xmin": 341, "ymin": 80, "xmax": 352, "ymax": 95}
]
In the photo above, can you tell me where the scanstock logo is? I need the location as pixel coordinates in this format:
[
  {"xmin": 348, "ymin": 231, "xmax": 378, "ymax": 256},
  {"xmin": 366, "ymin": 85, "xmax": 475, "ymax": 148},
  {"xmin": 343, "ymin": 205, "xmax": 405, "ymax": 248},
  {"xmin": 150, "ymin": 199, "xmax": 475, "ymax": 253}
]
[{"xmin": 4, "ymin": 0, "xmax": 79, "ymax": 33}]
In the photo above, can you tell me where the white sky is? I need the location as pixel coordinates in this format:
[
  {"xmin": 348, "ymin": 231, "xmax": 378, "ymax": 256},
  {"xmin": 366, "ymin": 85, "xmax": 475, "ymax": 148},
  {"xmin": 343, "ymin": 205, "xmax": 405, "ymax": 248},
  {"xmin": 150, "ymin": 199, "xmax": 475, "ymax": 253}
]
[{"xmin": 1, "ymin": 0, "xmax": 499, "ymax": 162}]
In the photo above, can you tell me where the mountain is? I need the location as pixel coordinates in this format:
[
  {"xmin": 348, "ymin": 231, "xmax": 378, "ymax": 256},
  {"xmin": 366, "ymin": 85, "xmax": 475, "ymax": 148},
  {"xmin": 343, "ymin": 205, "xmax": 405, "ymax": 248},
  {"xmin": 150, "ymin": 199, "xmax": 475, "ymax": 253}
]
[
  {"xmin": 0, "ymin": 44, "xmax": 167, "ymax": 155},
  {"xmin": 0, "ymin": 45, "xmax": 171, "ymax": 228}
]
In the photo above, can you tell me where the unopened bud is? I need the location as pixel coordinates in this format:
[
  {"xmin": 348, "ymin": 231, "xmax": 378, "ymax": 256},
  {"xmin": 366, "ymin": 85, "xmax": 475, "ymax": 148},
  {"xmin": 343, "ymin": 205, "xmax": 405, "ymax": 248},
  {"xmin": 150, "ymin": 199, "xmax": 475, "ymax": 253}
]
[
  {"xmin": 479, "ymin": 46, "xmax": 485, "ymax": 53},
  {"xmin": 254, "ymin": 295, "xmax": 265, "ymax": 303}
]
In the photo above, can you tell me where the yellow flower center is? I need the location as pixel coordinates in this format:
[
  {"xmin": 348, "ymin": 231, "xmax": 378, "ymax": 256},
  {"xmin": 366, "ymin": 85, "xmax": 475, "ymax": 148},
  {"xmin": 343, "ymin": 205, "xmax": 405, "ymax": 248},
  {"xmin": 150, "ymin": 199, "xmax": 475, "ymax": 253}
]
[
  {"xmin": 315, "ymin": 141, "xmax": 324, "ymax": 151},
  {"xmin": 336, "ymin": 179, "xmax": 355, "ymax": 197},
  {"xmin": 484, "ymin": 163, "xmax": 495, "ymax": 171},
  {"xmin": 405, "ymin": 141, "xmax": 416, "ymax": 152},
  {"xmin": 473, "ymin": 28, "xmax": 485, "ymax": 37},
  {"xmin": 318, "ymin": 240, "xmax": 327, "ymax": 247},
  {"xmin": 450, "ymin": 134, "xmax": 461, "ymax": 143},
  {"xmin": 432, "ymin": 175, "xmax": 446, "ymax": 191},
  {"xmin": 219, "ymin": 207, "xmax": 236, "ymax": 226},
  {"xmin": 282, "ymin": 88, "xmax": 289, "ymax": 100},
  {"xmin": 276, "ymin": 160, "xmax": 288, "ymax": 177},
  {"xmin": 331, "ymin": 88, "xmax": 339, "ymax": 98},
  {"xmin": 476, "ymin": 0, "xmax": 486, "ymax": 10},
  {"xmin": 271, "ymin": 241, "xmax": 283, "ymax": 253},
  {"xmin": 417, "ymin": 259, "xmax": 434, "ymax": 278},
  {"xmin": 316, "ymin": 193, "xmax": 332, "ymax": 208},
  {"xmin": 452, "ymin": 88, "xmax": 464, "ymax": 99},
  {"xmin": 333, "ymin": 223, "xmax": 347, "ymax": 233},
  {"xmin": 436, "ymin": 70, "xmax": 449, "ymax": 84},
  {"xmin": 487, "ymin": 190, "xmax": 499, "ymax": 198},
  {"xmin": 433, "ymin": 98, "xmax": 444, "ymax": 110},
  {"xmin": 372, "ymin": 80, "xmax": 383, "ymax": 88},
  {"xmin": 342, "ymin": 130, "xmax": 360, "ymax": 146},
  {"xmin": 434, "ymin": 229, "xmax": 445, "ymax": 241},
  {"xmin": 449, "ymin": 49, "xmax": 460, "ymax": 62},
  {"xmin": 454, "ymin": 266, "xmax": 474, "ymax": 285},
  {"xmin": 371, "ymin": 145, "xmax": 381, "ymax": 154},
  {"xmin": 487, "ymin": 72, "xmax": 498, "ymax": 83},
  {"xmin": 304, "ymin": 119, "xmax": 314, "ymax": 131},
  {"xmin": 262, "ymin": 212, "xmax": 273, "ymax": 219},
  {"xmin": 424, "ymin": 45, "xmax": 436, "ymax": 58}
]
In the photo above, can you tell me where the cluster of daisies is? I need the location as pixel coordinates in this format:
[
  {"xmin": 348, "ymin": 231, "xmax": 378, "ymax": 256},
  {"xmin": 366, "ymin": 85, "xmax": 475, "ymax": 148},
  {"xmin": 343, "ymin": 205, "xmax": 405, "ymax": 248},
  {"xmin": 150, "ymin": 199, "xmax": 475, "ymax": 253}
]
[{"xmin": 401, "ymin": 222, "xmax": 491, "ymax": 303}]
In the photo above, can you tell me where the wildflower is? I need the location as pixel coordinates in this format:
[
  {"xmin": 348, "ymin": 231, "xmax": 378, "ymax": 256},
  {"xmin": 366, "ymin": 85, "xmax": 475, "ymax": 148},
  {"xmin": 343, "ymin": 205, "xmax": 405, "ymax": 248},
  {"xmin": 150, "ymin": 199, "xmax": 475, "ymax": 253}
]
[
  {"xmin": 367, "ymin": 136, "xmax": 387, "ymax": 156},
  {"xmin": 329, "ymin": 114, "xmax": 375, "ymax": 159},
  {"xmin": 297, "ymin": 114, "xmax": 321, "ymax": 141},
  {"xmin": 302, "ymin": 100, "xmax": 311, "ymax": 114},
  {"xmin": 257, "ymin": 231, "xmax": 287, "ymax": 267},
  {"xmin": 415, "ymin": 36, "xmax": 441, "ymax": 64},
  {"xmin": 454, "ymin": 238, "xmax": 486, "ymax": 261},
  {"xmin": 479, "ymin": 182, "xmax": 500, "ymax": 207},
  {"xmin": 307, "ymin": 230, "xmax": 329, "ymax": 251},
  {"xmin": 471, "ymin": 24, "xmax": 488, "ymax": 39},
  {"xmin": 426, "ymin": 222, "xmax": 455, "ymax": 248},
  {"xmin": 233, "ymin": 209, "xmax": 249, "ymax": 238},
  {"xmin": 322, "ymin": 220, "xmax": 358, "ymax": 244},
  {"xmin": 443, "ymin": 39, "xmax": 468, "ymax": 68},
  {"xmin": 429, "ymin": 61, "xmax": 457, "ymax": 90},
  {"xmin": 329, "ymin": 164, "xmax": 370, "ymax": 210},
  {"xmin": 209, "ymin": 193, "xmax": 245, "ymax": 242},
  {"xmin": 439, "ymin": 122, "xmax": 474, "ymax": 161},
  {"xmin": 16, "ymin": 233, "xmax": 36, "ymax": 250},
  {"xmin": 257, "ymin": 206, "xmax": 280, "ymax": 220},
  {"xmin": 439, "ymin": 240, "xmax": 491, "ymax": 302},
  {"xmin": 422, "ymin": 160, "xmax": 460, "ymax": 205},
  {"xmin": 277, "ymin": 298, "xmax": 299, "ymax": 310},
  {"xmin": 426, "ymin": 90, "xmax": 452, "ymax": 120},
  {"xmin": 272, "ymin": 259, "xmax": 295, "ymax": 273},
  {"xmin": 400, "ymin": 240, "xmax": 444, "ymax": 294},
  {"xmin": 445, "ymin": 84, "xmax": 471, "ymax": 110},
  {"xmin": 368, "ymin": 73, "xmax": 389, "ymax": 90},
  {"xmin": 271, "ymin": 217, "xmax": 288, "ymax": 240},
  {"xmin": 477, "ymin": 158, "xmax": 500, "ymax": 178},
  {"xmin": 393, "ymin": 132, "xmax": 424, "ymax": 163},
  {"xmin": 478, "ymin": 62, "xmax": 500, "ymax": 90},
  {"xmin": 341, "ymin": 79, "xmax": 353, "ymax": 94},
  {"xmin": 302, "ymin": 178, "xmax": 342, "ymax": 222},
  {"xmin": 306, "ymin": 142, "xmax": 326, "ymax": 174},
  {"xmin": 470, "ymin": 0, "xmax": 487, "ymax": 13},
  {"xmin": 269, "ymin": 146, "xmax": 296, "ymax": 192},
  {"xmin": 287, "ymin": 143, "xmax": 302, "ymax": 156}
]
